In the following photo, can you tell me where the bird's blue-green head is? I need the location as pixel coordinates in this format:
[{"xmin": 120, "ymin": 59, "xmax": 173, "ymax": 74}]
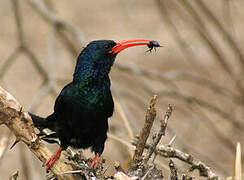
[{"xmin": 73, "ymin": 39, "xmax": 154, "ymax": 82}]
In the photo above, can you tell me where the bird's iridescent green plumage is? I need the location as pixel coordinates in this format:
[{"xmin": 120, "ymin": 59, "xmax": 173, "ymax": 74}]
[{"xmin": 31, "ymin": 40, "xmax": 117, "ymax": 155}]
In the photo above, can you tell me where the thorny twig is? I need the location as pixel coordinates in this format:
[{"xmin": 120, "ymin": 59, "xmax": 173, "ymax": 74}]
[{"xmin": 0, "ymin": 86, "xmax": 78, "ymax": 180}]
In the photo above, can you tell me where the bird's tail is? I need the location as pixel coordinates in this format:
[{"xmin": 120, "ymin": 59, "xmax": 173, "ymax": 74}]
[
  {"xmin": 29, "ymin": 112, "xmax": 58, "ymax": 144},
  {"xmin": 28, "ymin": 112, "xmax": 54, "ymax": 129}
]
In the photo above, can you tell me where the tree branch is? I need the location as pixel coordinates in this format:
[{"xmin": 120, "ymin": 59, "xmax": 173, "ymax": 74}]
[{"xmin": 0, "ymin": 86, "xmax": 77, "ymax": 180}]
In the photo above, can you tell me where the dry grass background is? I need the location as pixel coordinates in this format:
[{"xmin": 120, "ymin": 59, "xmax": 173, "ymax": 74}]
[{"xmin": 0, "ymin": 0, "xmax": 243, "ymax": 179}]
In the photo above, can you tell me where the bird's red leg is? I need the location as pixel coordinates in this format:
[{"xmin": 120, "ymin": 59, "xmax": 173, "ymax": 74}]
[
  {"xmin": 89, "ymin": 153, "xmax": 100, "ymax": 168},
  {"xmin": 44, "ymin": 148, "xmax": 62, "ymax": 171}
]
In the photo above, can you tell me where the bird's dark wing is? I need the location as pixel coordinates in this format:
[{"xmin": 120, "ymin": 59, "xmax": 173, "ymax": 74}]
[
  {"xmin": 51, "ymin": 82, "xmax": 114, "ymax": 149},
  {"xmin": 54, "ymin": 82, "xmax": 114, "ymax": 118}
]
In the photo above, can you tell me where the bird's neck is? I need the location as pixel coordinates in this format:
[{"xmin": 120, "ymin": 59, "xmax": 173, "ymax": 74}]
[{"xmin": 73, "ymin": 60, "xmax": 112, "ymax": 85}]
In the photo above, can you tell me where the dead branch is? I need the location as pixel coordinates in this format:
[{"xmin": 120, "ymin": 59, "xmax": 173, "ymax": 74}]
[
  {"xmin": 156, "ymin": 145, "xmax": 219, "ymax": 180},
  {"xmin": 0, "ymin": 86, "xmax": 78, "ymax": 180},
  {"xmin": 130, "ymin": 95, "xmax": 158, "ymax": 170}
]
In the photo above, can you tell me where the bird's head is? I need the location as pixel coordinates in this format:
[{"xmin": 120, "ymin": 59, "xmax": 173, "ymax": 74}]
[{"xmin": 74, "ymin": 39, "xmax": 159, "ymax": 82}]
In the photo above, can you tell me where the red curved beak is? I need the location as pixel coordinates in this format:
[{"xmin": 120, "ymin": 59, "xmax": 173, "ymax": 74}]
[{"xmin": 108, "ymin": 39, "xmax": 151, "ymax": 54}]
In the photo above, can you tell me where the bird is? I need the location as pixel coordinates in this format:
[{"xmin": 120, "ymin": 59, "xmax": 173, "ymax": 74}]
[{"xmin": 29, "ymin": 39, "xmax": 160, "ymax": 171}]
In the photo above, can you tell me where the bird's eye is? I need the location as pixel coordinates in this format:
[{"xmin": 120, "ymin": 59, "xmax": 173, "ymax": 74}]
[{"xmin": 105, "ymin": 44, "xmax": 112, "ymax": 50}]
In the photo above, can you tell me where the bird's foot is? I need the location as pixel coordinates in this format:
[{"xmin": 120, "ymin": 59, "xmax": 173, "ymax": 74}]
[
  {"xmin": 44, "ymin": 148, "xmax": 62, "ymax": 171},
  {"xmin": 89, "ymin": 153, "xmax": 100, "ymax": 168}
]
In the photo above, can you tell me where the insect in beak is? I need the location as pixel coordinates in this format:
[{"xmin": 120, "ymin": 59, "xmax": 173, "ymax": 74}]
[{"xmin": 146, "ymin": 40, "xmax": 162, "ymax": 53}]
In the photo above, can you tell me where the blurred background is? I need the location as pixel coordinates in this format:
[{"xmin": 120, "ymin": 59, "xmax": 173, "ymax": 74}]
[{"xmin": 0, "ymin": 0, "xmax": 244, "ymax": 179}]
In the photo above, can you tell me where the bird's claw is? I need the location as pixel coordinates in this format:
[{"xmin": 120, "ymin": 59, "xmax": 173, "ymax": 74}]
[
  {"xmin": 44, "ymin": 157, "xmax": 57, "ymax": 171},
  {"xmin": 89, "ymin": 153, "xmax": 100, "ymax": 168},
  {"xmin": 44, "ymin": 148, "xmax": 62, "ymax": 172}
]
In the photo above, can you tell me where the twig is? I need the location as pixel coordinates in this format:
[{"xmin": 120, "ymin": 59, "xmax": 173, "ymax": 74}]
[
  {"xmin": 168, "ymin": 135, "xmax": 176, "ymax": 146},
  {"xmin": 169, "ymin": 160, "xmax": 178, "ymax": 180},
  {"xmin": 130, "ymin": 95, "xmax": 158, "ymax": 170},
  {"xmin": 9, "ymin": 171, "xmax": 19, "ymax": 180},
  {"xmin": 156, "ymin": 145, "xmax": 219, "ymax": 180},
  {"xmin": 144, "ymin": 104, "xmax": 173, "ymax": 163}
]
